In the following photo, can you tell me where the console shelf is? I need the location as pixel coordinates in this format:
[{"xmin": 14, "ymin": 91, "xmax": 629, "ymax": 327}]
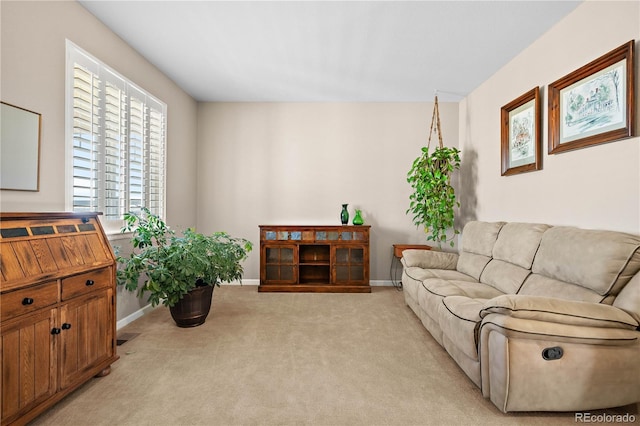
[{"xmin": 259, "ymin": 225, "xmax": 370, "ymax": 293}]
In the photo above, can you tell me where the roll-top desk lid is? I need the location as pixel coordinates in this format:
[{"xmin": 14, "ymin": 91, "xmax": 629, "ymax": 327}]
[{"xmin": 0, "ymin": 212, "xmax": 115, "ymax": 291}]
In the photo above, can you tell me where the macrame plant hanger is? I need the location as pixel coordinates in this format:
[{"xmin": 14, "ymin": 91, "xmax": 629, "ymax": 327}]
[{"xmin": 426, "ymin": 94, "xmax": 444, "ymax": 152}]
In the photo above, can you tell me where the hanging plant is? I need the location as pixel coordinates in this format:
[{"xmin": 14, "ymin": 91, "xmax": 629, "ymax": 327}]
[{"xmin": 406, "ymin": 96, "xmax": 461, "ymax": 247}]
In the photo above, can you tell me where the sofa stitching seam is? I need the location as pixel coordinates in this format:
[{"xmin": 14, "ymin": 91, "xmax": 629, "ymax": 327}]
[
  {"xmin": 606, "ymin": 245, "xmax": 640, "ymax": 298},
  {"xmin": 479, "ymin": 306, "xmax": 638, "ymax": 328},
  {"xmin": 479, "ymin": 320, "xmax": 639, "ymax": 342},
  {"xmin": 442, "ymin": 299, "xmax": 479, "ymax": 323},
  {"xmin": 442, "ymin": 299, "xmax": 482, "ymax": 355}
]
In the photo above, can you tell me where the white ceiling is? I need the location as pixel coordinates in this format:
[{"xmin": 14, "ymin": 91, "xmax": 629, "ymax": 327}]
[{"xmin": 79, "ymin": 1, "xmax": 582, "ymax": 102}]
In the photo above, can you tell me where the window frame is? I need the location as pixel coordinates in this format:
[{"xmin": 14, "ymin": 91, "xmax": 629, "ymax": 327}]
[{"xmin": 65, "ymin": 40, "xmax": 167, "ymax": 233}]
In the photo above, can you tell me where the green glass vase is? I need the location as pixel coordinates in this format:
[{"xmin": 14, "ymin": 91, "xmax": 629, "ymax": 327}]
[
  {"xmin": 340, "ymin": 204, "xmax": 349, "ymax": 225},
  {"xmin": 352, "ymin": 209, "xmax": 364, "ymax": 225}
]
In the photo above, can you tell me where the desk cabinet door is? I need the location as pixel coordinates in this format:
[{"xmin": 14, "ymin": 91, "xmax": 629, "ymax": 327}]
[
  {"xmin": 59, "ymin": 289, "xmax": 113, "ymax": 389},
  {"xmin": 1, "ymin": 309, "xmax": 57, "ymax": 423}
]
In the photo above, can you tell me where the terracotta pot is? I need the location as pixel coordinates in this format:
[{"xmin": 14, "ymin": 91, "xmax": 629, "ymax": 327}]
[{"xmin": 169, "ymin": 284, "xmax": 214, "ymax": 328}]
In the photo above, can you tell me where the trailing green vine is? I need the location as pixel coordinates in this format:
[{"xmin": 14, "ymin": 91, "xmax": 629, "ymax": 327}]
[
  {"xmin": 406, "ymin": 146, "xmax": 461, "ymax": 247},
  {"xmin": 406, "ymin": 96, "xmax": 461, "ymax": 247}
]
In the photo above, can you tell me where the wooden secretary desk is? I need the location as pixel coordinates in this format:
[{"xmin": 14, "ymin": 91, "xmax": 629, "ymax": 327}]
[
  {"xmin": 0, "ymin": 212, "xmax": 119, "ymax": 426},
  {"xmin": 259, "ymin": 225, "xmax": 371, "ymax": 293}
]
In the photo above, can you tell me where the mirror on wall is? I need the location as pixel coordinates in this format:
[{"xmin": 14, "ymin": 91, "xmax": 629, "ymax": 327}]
[{"xmin": 1, "ymin": 102, "xmax": 41, "ymax": 191}]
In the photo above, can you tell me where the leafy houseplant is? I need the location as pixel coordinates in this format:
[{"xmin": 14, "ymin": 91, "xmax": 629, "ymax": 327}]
[
  {"xmin": 117, "ymin": 208, "xmax": 252, "ymax": 325},
  {"xmin": 406, "ymin": 96, "xmax": 461, "ymax": 247}
]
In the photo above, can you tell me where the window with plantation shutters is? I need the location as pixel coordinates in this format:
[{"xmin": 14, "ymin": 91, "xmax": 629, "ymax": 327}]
[{"xmin": 66, "ymin": 41, "xmax": 166, "ymax": 225}]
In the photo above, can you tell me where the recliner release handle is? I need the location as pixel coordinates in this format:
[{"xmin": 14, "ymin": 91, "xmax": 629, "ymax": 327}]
[{"xmin": 542, "ymin": 346, "xmax": 563, "ymax": 361}]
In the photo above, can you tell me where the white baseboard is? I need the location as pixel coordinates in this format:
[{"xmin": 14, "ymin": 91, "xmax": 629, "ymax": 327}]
[
  {"xmin": 223, "ymin": 279, "xmax": 260, "ymax": 286},
  {"xmin": 370, "ymin": 280, "xmax": 393, "ymax": 287},
  {"xmin": 116, "ymin": 303, "xmax": 157, "ymax": 330}
]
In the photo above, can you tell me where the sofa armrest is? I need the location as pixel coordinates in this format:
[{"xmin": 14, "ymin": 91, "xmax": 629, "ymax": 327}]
[
  {"xmin": 480, "ymin": 294, "xmax": 639, "ymax": 330},
  {"xmin": 401, "ymin": 249, "xmax": 458, "ymax": 270}
]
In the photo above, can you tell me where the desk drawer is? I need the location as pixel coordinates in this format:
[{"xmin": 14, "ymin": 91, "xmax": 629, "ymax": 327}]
[
  {"xmin": 1, "ymin": 281, "xmax": 58, "ymax": 322},
  {"xmin": 61, "ymin": 268, "xmax": 112, "ymax": 301}
]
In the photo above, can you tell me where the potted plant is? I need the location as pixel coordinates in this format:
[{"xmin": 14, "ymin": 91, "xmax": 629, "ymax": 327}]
[
  {"xmin": 406, "ymin": 96, "xmax": 461, "ymax": 247},
  {"xmin": 116, "ymin": 208, "xmax": 252, "ymax": 327}
]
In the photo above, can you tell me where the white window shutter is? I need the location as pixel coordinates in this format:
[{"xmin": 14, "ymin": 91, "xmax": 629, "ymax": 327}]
[
  {"xmin": 66, "ymin": 41, "xmax": 167, "ymax": 222},
  {"xmin": 128, "ymin": 94, "xmax": 145, "ymax": 214},
  {"xmin": 147, "ymin": 102, "xmax": 165, "ymax": 218},
  {"xmin": 71, "ymin": 63, "xmax": 100, "ymax": 213},
  {"xmin": 103, "ymin": 77, "xmax": 126, "ymax": 220}
]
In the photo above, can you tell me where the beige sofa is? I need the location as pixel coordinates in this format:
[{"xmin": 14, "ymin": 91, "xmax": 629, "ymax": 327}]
[{"xmin": 401, "ymin": 221, "xmax": 640, "ymax": 412}]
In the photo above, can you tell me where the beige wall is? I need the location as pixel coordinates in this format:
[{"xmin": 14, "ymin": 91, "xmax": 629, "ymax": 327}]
[
  {"xmin": 0, "ymin": 1, "xmax": 198, "ymax": 228},
  {"xmin": 4, "ymin": 0, "xmax": 638, "ymax": 311},
  {"xmin": 459, "ymin": 0, "xmax": 640, "ymax": 235},
  {"xmin": 1, "ymin": 1, "xmax": 199, "ymax": 321},
  {"xmin": 196, "ymin": 102, "xmax": 460, "ymax": 282}
]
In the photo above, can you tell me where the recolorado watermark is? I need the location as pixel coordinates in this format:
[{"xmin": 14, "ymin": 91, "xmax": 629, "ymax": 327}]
[{"xmin": 575, "ymin": 412, "xmax": 636, "ymax": 423}]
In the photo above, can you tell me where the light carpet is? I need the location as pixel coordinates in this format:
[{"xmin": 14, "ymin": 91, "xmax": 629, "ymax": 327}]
[{"xmin": 31, "ymin": 286, "xmax": 638, "ymax": 425}]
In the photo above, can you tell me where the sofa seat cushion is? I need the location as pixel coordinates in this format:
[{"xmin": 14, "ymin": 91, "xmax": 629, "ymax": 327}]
[
  {"xmin": 438, "ymin": 296, "xmax": 488, "ymax": 360},
  {"xmin": 405, "ymin": 267, "xmax": 476, "ymax": 283},
  {"xmin": 402, "ymin": 267, "xmax": 430, "ymax": 303},
  {"xmin": 422, "ymin": 278, "xmax": 503, "ymax": 300},
  {"xmin": 418, "ymin": 278, "xmax": 503, "ymax": 322},
  {"xmin": 403, "ymin": 267, "xmax": 475, "ymax": 302}
]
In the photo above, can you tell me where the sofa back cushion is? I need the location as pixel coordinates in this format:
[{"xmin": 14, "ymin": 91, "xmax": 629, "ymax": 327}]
[
  {"xmin": 456, "ymin": 221, "xmax": 505, "ymax": 280},
  {"xmin": 480, "ymin": 260, "xmax": 530, "ymax": 295},
  {"xmin": 518, "ymin": 274, "xmax": 606, "ymax": 303},
  {"xmin": 460, "ymin": 221, "xmax": 505, "ymax": 256},
  {"xmin": 478, "ymin": 223, "xmax": 550, "ymax": 294},
  {"xmin": 492, "ymin": 223, "xmax": 551, "ymax": 269},
  {"xmin": 457, "ymin": 252, "xmax": 491, "ymax": 281},
  {"xmin": 529, "ymin": 226, "xmax": 640, "ymax": 299}
]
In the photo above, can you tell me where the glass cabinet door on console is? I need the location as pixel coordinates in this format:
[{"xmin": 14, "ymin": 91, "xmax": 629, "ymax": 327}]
[
  {"xmin": 262, "ymin": 245, "xmax": 297, "ymax": 284},
  {"xmin": 333, "ymin": 246, "xmax": 366, "ymax": 284}
]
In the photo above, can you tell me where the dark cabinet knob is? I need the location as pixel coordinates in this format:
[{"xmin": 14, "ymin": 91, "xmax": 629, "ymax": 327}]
[
  {"xmin": 51, "ymin": 328, "xmax": 61, "ymax": 335},
  {"xmin": 22, "ymin": 297, "xmax": 34, "ymax": 305},
  {"xmin": 82, "ymin": 217, "xmax": 90, "ymax": 223},
  {"xmin": 62, "ymin": 323, "xmax": 72, "ymax": 330},
  {"xmin": 86, "ymin": 279, "xmax": 95, "ymax": 286}
]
